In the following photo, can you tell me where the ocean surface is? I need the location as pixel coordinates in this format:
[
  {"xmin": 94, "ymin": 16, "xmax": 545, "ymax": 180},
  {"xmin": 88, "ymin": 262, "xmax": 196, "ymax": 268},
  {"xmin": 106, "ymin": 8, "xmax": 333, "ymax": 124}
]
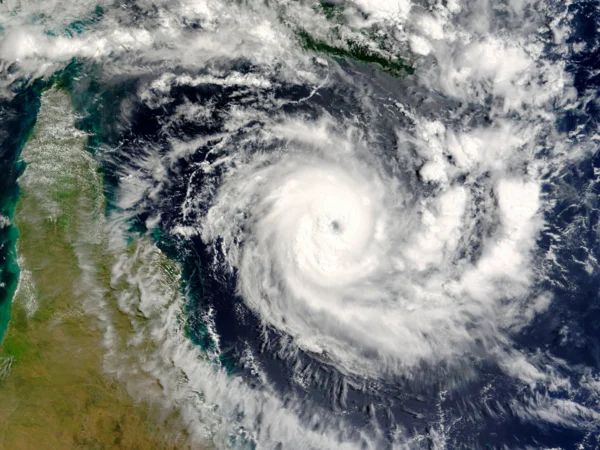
[{"xmin": 1, "ymin": 0, "xmax": 600, "ymax": 448}]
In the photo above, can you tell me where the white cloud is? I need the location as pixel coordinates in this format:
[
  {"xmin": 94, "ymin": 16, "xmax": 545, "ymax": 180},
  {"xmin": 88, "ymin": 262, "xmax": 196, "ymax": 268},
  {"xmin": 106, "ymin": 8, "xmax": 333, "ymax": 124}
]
[
  {"xmin": 352, "ymin": 0, "xmax": 412, "ymax": 21},
  {"xmin": 2, "ymin": 0, "xmax": 593, "ymax": 446}
]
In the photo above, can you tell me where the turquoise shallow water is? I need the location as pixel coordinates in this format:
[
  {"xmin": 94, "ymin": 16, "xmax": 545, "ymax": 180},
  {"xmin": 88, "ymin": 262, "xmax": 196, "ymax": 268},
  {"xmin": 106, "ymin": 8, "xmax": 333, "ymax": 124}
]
[
  {"xmin": 0, "ymin": 204, "xmax": 19, "ymax": 346},
  {"xmin": 0, "ymin": 63, "xmax": 89, "ymax": 344},
  {"xmin": 1, "ymin": 2, "xmax": 600, "ymax": 448},
  {"xmin": 0, "ymin": 81, "xmax": 47, "ymax": 344}
]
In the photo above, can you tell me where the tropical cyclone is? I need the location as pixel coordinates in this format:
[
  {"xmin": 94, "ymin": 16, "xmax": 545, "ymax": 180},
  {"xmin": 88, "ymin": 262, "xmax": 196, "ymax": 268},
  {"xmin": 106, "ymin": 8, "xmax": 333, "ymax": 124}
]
[
  {"xmin": 201, "ymin": 120, "xmax": 544, "ymax": 379},
  {"xmin": 1, "ymin": 0, "xmax": 599, "ymax": 448}
]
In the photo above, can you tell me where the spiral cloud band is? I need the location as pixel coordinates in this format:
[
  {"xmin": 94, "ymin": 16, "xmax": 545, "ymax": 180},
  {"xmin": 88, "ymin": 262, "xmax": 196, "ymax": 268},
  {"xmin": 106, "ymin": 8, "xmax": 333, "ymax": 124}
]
[
  {"xmin": 201, "ymin": 121, "xmax": 543, "ymax": 379},
  {"xmin": 4, "ymin": 0, "xmax": 596, "ymax": 446}
]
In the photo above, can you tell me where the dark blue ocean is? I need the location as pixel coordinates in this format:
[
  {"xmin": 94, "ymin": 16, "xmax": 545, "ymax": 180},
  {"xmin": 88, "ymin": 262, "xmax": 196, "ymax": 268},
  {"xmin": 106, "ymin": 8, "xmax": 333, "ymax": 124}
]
[{"xmin": 1, "ymin": 1, "xmax": 600, "ymax": 449}]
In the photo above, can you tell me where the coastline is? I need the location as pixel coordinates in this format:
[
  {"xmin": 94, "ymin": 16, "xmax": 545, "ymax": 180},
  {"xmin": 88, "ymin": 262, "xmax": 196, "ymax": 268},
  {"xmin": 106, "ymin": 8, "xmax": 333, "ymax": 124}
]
[
  {"xmin": 0, "ymin": 86, "xmax": 192, "ymax": 449},
  {"xmin": 0, "ymin": 80, "xmax": 48, "ymax": 345}
]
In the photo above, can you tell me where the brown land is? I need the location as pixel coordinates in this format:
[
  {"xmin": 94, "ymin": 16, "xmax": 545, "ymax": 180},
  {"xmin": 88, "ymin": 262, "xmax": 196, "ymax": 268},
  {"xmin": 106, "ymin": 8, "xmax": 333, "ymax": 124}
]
[{"xmin": 0, "ymin": 88, "xmax": 190, "ymax": 450}]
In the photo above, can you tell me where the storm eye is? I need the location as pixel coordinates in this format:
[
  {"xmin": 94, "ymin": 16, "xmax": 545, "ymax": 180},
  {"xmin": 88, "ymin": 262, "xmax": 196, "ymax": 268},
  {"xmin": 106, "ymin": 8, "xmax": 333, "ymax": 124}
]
[{"xmin": 330, "ymin": 220, "xmax": 342, "ymax": 233}]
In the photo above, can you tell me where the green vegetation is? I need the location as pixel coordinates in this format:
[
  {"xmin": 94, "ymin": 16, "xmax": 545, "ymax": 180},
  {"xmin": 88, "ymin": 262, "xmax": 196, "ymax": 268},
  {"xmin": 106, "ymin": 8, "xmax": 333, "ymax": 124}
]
[
  {"xmin": 0, "ymin": 78, "xmax": 49, "ymax": 345},
  {"xmin": 298, "ymin": 30, "xmax": 414, "ymax": 76},
  {"xmin": 0, "ymin": 87, "xmax": 190, "ymax": 450},
  {"xmin": 316, "ymin": 2, "xmax": 345, "ymax": 22},
  {"xmin": 299, "ymin": 1, "xmax": 414, "ymax": 76}
]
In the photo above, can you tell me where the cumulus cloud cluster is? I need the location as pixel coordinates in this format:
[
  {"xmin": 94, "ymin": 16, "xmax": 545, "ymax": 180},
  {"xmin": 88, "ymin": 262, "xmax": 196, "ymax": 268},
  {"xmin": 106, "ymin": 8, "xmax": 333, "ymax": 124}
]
[
  {"xmin": 200, "ymin": 116, "xmax": 545, "ymax": 380},
  {"xmin": 3, "ymin": 0, "xmax": 598, "ymax": 447}
]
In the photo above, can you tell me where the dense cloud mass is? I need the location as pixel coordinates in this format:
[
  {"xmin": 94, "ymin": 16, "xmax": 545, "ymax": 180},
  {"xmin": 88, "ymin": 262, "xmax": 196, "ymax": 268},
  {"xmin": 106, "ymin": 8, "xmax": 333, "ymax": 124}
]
[
  {"xmin": 2, "ymin": 0, "xmax": 600, "ymax": 448},
  {"xmin": 200, "ymin": 119, "xmax": 543, "ymax": 380}
]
